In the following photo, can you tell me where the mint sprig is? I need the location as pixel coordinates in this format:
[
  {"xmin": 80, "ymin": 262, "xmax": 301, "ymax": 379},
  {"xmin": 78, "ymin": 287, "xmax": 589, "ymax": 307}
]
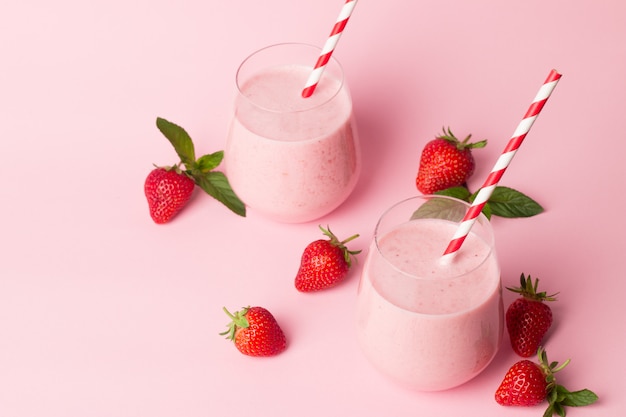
[
  {"xmin": 537, "ymin": 348, "xmax": 599, "ymax": 417},
  {"xmin": 155, "ymin": 117, "xmax": 246, "ymax": 217},
  {"xmin": 434, "ymin": 184, "xmax": 543, "ymax": 219},
  {"xmin": 482, "ymin": 186, "xmax": 544, "ymax": 218}
]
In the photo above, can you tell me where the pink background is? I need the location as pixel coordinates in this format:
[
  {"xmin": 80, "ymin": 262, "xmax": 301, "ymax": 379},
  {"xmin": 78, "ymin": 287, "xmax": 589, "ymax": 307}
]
[{"xmin": 1, "ymin": 1, "xmax": 624, "ymax": 416}]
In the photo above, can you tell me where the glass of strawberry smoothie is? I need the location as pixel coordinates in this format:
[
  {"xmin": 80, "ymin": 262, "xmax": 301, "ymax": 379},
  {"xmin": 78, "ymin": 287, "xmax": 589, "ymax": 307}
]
[
  {"xmin": 355, "ymin": 195, "xmax": 503, "ymax": 391},
  {"xmin": 224, "ymin": 43, "xmax": 361, "ymax": 223}
]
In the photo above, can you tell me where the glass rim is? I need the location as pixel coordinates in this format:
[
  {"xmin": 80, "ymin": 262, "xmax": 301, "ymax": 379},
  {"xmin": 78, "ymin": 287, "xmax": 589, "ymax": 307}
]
[
  {"xmin": 373, "ymin": 195, "xmax": 496, "ymax": 281},
  {"xmin": 234, "ymin": 42, "xmax": 346, "ymax": 114}
]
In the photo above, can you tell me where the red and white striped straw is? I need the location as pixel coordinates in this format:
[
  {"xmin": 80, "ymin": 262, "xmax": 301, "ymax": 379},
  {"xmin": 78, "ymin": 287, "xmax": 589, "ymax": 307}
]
[
  {"xmin": 301, "ymin": 0, "xmax": 358, "ymax": 98},
  {"xmin": 442, "ymin": 69, "xmax": 562, "ymax": 259}
]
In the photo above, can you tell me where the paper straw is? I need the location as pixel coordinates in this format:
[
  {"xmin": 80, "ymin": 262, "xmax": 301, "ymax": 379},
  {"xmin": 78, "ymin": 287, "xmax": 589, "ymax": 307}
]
[
  {"xmin": 442, "ymin": 69, "xmax": 562, "ymax": 259},
  {"xmin": 301, "ymin": 0, "xmax": 358, "ymax": 98}
]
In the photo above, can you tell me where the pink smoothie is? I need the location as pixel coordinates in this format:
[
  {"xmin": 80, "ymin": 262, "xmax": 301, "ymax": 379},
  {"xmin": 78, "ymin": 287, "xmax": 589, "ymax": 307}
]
[
  {"xmin": 224, "ymin": 64, "xmax": 360, "ymax": 223},
  {"xmin": 355, "ymin": 219, "xmax": 503, "ymax": 391}
]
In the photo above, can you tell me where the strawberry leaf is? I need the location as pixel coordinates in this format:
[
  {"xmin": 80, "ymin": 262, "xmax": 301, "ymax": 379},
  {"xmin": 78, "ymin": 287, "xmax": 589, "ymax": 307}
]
[
  {"xmin": 477, "ymin": 186, "xmax": 544, "ymax": 218},
  {"xmin": 156, "ymin": 117, "xmax": 196, "ymax": 168},
  {"xmin": 196, "ymin": 151, "xmax": 224, "ymax": 173},
  {"xmin": 195, "ymin": 171, "xmax": 246, "ymax": 217}
]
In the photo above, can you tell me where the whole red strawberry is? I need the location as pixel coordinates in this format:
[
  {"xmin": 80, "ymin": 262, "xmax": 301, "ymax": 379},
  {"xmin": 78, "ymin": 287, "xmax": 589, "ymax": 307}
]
[
  {"xmin": 415, "ymin": 127, "xmax": 487, "ymax": 194},
  {"xmin": 295, "ymin": 225, "xmax": 361, "ymax": 292},
  {"xmin": 144, "ymin": 166, "xmax": 195, "ymax": 224},
  {"xmin": 495, "ymin": 347, "xmax": 598, "ymax": 415},
  {"xmin": 496, "ymin": 358, "xmax": 547, "ymax": 407},
  {"xmin": 506, "ymin": 273, "xmax": 558, "ymax": 357},
  {"xmin": 220, "ymin": 306, "xmax": 286, "ymax": 357}
]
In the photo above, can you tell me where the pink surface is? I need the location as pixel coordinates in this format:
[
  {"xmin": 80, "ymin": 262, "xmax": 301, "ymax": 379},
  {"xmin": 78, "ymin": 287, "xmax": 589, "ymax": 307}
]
[{"xmin": 1, "ymin": 1, "xmax": 624, "ymax": 416}]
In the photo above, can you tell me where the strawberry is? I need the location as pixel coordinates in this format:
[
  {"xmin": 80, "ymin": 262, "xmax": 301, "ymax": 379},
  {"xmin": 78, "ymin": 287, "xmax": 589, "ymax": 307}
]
[
  {"xmin": 145, "ymin": 117, "xmax": 246, "ymax": 223},
  {"xmin": 294, "ymin": 225, "xmax": 361, "ymax": 292},
  {"xmin": 496, "ymin": 357, "xmax": 548, "ymax": 407},
  {"xmin": 144, "ymin": 166, "xmax": 195, "ymax": 224},
  {"xmin": 415, "ymin": 127, "xmax": 487, "ymax": 194},
  {"xmin": 495, "ymin": 347, "xmax": 598, "ymax": 416},
  {"xmin": 506, "ymin": 273, "xmax": 558, "ymax": 357},
  {"xmin": 220, "ymin": 306, "xmax": 286, "ymax": 357}
]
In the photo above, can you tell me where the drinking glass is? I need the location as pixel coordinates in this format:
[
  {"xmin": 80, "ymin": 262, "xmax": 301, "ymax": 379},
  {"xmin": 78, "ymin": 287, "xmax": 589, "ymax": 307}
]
[
  {"xmin": 224, "ymin": 43, "xmax": 361, "ymax": 223},
  {"xmin": 355, "ymin": 195, "xmax": 503, "ymax": 391}
]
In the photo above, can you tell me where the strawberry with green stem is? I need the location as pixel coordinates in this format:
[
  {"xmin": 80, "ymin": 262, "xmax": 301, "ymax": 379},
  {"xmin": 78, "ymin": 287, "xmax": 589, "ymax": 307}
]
[
  {"xmin": 144, "ymin": 117, "xmax": 245, "ymax": 223},
  {"xmin": 495, "ymin": 347, "xmax": 598, "ymax": 416},
  {"xmin": 220, "ymin": 306, "xmax": 286, "ymax": 357},
  {"xmin": 416, "ymin": 127, "xmax": 487, "ymax": 194},
  {"xmin": 506, "ymin": 273, "xmax": 558, "ymax": 357},
  {"xmin": 144, "ymin": 164, "xmax": 196, "ymax": 224},
  {"xmin": 295, "ymin": 225, "xmax": 361, "ymax": 292}
]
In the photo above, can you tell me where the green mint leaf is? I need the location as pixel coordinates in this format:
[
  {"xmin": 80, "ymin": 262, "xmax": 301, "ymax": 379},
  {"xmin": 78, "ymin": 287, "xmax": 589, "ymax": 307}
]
[
  {"xmin": 481, "ymin": 201, "xmax": 492, "ymax": 220},
  {"xmin": 196, "ymin": 151, "xmax": 224, "ymax": 173},
  {"xmin": 434, "ymin": 187, "xmax": 493, "ymax": 220},
  {"xmin": 411, "ymin": 197, "xmax": 468, "ymax": 222},
  {"xmin": 485, "ymin": 186, "xmax": 544, "ymax": 218},
  {"xmin": 156, "ymin": 117, "xmax": 196, "ymax": 168},
  {"xmin": 467, "ymin": 192, "xmax": 493, "ymax": 220},
  {"xmin": 542, "ymin": 403, "xmax": 555, "ymax": 417},
  {"xmin": 554, "ymin": 385, "xmax": 570, "ymax": 403},
  {"xmin": 560, "ymin": 389, "xmax": 599, "ymax": 407},
  {"xmin": 434, "ymin": 186, "xmax": 471, "ymax": 201},
  {"xmin": 553, "ymin": 402, "xmax": 566, "ymax": 417},
  {"xmin": 194, "ymin": 171, "xmax": 246, "ymax": 217}
]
